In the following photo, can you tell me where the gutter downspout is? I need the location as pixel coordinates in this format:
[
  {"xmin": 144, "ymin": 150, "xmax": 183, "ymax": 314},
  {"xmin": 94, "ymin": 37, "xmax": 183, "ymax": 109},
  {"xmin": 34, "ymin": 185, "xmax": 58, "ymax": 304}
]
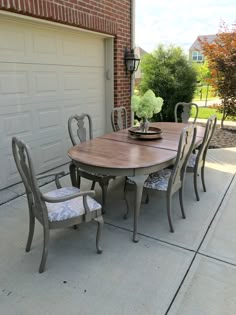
[{"xmin": 131, "ymin": 0, "xmax": 135, "ymax": 126}]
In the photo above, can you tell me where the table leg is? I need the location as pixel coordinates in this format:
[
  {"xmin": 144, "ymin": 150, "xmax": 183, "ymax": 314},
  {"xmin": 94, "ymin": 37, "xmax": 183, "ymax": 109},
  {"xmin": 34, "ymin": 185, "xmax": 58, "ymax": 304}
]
[{"xmin": 130, "ymin": 175, "xmax": 148, "ymax": 243}]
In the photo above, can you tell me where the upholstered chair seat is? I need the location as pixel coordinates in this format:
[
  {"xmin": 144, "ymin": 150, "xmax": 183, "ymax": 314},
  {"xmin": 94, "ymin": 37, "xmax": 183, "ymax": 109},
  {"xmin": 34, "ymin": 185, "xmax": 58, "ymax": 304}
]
[{"xmin": 45, "ymin": 187, "xmax": 101, "ymax": 222}]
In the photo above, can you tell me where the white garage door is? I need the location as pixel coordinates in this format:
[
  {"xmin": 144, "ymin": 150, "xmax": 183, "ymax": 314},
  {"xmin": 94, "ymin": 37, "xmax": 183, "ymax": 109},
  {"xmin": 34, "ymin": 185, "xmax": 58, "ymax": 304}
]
[{"xmin": 0, "ymin": 17, "xmax": 107, "ymax": 189}]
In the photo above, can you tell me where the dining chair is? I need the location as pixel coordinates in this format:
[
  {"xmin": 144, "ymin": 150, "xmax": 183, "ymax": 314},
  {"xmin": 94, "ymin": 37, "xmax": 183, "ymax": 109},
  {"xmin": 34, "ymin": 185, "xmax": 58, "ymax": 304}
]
[
  {"xmin": 174, "ymin": 102, "xmax": 199, "ymax": 123},
  {"xmin": 12, "ymin": 137, "xmax": 103, "ymax": 273},
  {"xmin": 111, "ymin": 106, "xmax": 128, "ymax": 132},
  {"xmin": 125, "ymin": 124, "xmax": 197, "ymax": 232},
  {"xmin": 68, "ymin": 113, "xmax": 114, "ymax": 214},
  {"xmin": 187, "ymin": 115, "xmax": 217, "ymax": 201}
]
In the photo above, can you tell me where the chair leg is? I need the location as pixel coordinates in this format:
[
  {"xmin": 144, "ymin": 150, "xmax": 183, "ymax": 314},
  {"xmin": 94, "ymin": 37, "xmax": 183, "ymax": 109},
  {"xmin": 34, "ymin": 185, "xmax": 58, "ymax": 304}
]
[
  {"xmin": 179, "ymin": 187, "xmax": 186, "ymax": 219},
  {"xmin": 91, "ymin": 181, "xmax": 96, "ymax": 190},
  {"xmin": 76, "ymin": 170, "xmax": 81, "ymax": 189},
  {"xmin": 123, "ymin": 179, "xmax": 130, "ymax": 220},
  {"xmin": 201, "ymin": 166, "xmax": 206, "ymax": 192},
  {"xmin": 100, "ymin": 181, "xmax": 109, "ymax": 214},
  {"xmin": 166, "ymin": 195, "xmax": 174, "ymax": 233},
  {"xmin": 25, "ymin": 211, "xmax": 35, "ymax": 252},
  {"xmin": 39, "ymin": 226, "xmax": 49, "ymax": 273},
  {"xmin": 69, "ymin": 163, "xmax": 77, "ymax": 187},
  {"xmin": 194, "ymin": 171, "xmax": 200, "ymax": 201},
  {"xmin": 94, "ymin": 216, "xmax": 103, "ymax": 254},
  {"xmin": 144, "ymin": 193, "xmax": 149, "ymax": 204}
]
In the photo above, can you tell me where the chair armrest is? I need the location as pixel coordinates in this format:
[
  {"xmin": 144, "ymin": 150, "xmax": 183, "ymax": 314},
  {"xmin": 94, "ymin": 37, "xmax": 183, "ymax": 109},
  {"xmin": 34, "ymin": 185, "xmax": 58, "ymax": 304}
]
[
  {"xmin": 37, "ymin": 171, "xmax": 65, "ymax": 189},
  {"xmin": 41, "ymin": 190, "xmax": 95, "ymax": 203}
]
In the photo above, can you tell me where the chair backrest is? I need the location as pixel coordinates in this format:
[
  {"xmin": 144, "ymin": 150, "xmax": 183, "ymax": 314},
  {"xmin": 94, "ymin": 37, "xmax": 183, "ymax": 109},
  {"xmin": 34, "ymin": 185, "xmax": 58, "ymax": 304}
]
[
  {"xmin": 111, "ymin": 106, "xmax": 128, "ymax": 132},
  {"xmin": 195, "ymin": 115, "xmax": 217, "ymax": 167},
  {"xmin": 68, "ymin": 113, "xmax": 93, "ymax": 145},
  {"xmin": 12, "ymin": 137, "xmax": 47, "ymax": 222},
  {"xmin": 174, "ymin": 102, "xmax": 199, "ymax": 124},
  {"xmin": 168, "ymin": 125, "xmax": 197, "ymax": 193}
]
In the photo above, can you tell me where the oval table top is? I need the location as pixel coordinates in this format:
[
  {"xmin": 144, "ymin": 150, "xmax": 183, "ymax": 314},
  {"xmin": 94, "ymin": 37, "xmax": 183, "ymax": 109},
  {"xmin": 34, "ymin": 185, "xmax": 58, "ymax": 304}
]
[{"xmin": 68, "ymin": 123, "xmax": 205, "ymax": 177}]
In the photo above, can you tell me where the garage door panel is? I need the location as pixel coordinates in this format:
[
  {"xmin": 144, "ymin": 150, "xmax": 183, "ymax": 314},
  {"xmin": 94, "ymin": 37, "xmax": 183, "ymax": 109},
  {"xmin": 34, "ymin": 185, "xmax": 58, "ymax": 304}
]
[
  {"xmin": 32, "ymin": 31, "xmax": 58, "ymax": 56},
  {"xmin": 4, "ymin": 112, "xmax": 32, "ymax": 136},
  {"xmin": 0, "ymin": 96, "xmax": 105, "ymax": 150},
  {"xmin": 33, "ymin": 71, "xmax": 59, "ymax": 96},
  {"xmin": 62, "ymin": 36, "xmax": 104, "ymax": 67},
  {"xmin": 0, "ymin": 19, "xmax": 105, "ymax": 67},
  {"xmin": 0, "ymin": 113, "xmax": 33, "ymax": 150},
  {"xmin": 63, "ymin": 72, "xmax": 82, "ymax": 93},
  {"xmin": 26, "ymin": 135, "xmax": 68, "ymax": 174},
  {"xmin": 0, "ymin": 71, "xmax": 29, "ymax": 97},
  {"xmin": 40, "ymin": 140, "xmax": 66, "ymax": 165},
  {"xmin": 62, "ymin": 68, "xmax": 104, "ymax": 95},
  {"xmin": 1, "ymin": 145, "xmax": 36, "ymax": 187},
  {"xmin": 83, "ymin": 41, "xmax": 104, "ymax": 67},
  {"xmin": 0, "ymin": 24, "xmax": 26, "ymax": 62},
  {"xmin": 1, "ymin": 153, "xmax": 19, "ymax": 186},
  {"xmin": 38, "ymin": 109, "xmax": 60, "ymax": 129},
  {"xmin": 0, "ymin": 18, "xmax": 106, "ymax": 189},
  {"xmin": 1, "ymin": 137, "xmax": 69, "ymax": 188}
]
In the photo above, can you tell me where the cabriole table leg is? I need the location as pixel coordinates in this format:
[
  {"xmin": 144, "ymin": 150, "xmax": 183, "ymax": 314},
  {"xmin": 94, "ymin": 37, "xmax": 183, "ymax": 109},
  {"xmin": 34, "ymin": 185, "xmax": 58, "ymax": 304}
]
[{"xmin": 130, "ymin": 175, "xmax": 148, "ymax": 243}]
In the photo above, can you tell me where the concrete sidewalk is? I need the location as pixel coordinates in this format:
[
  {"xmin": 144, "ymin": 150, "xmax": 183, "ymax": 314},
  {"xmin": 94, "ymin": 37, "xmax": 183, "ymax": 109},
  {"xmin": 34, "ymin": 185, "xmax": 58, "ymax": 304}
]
[
  {"xmin": 0, "ymin": 148, "xmax": 235, "ymax": 315},
  {"xmin": 189, "ymin": 117, "xmax": 236, "ymax": 127},
  {"xmin": 194, "ymin": 99, "xmax": 221, "ymax": 107}
]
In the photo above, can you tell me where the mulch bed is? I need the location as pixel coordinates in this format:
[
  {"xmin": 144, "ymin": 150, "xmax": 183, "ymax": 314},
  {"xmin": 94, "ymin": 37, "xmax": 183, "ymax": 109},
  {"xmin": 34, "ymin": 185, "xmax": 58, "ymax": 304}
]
[{"xmin": 198, "ymin": 123, "xmax": 236, "ymax": 149}]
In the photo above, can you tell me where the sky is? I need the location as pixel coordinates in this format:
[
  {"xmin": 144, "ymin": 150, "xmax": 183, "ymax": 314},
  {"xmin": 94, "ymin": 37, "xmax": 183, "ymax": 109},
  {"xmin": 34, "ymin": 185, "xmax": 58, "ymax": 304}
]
[{"xmin": 135, "ymin": 0, "xmax": 236, "ymax": 54}]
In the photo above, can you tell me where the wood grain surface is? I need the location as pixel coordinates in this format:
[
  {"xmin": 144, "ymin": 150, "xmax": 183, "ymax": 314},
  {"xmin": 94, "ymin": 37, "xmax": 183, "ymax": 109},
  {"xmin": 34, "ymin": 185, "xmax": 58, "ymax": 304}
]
[
  {"xmin": 68, "ymin": 138, "xmax": 177, "ymax": 169},
  {"xmin": 68, "ymin": 123, "xmax": 204, "ymax": 170}
]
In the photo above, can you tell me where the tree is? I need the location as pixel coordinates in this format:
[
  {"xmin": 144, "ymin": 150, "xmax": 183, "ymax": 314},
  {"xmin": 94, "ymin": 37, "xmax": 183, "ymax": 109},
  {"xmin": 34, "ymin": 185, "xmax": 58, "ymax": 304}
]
[
  {"xmin": 192, "ymin": 61, "xmax": 212, "ymax": 104},
  {"xmin": 192, "ymin": 62, "xmax": 211, "ymax": 85},
  {"xmin": 140, "ymin": 45, "xmax": 197, "ymax": 121},
  {"xmin": 200, "ymin": 22, "xmax": 236, "ymax": 128}
]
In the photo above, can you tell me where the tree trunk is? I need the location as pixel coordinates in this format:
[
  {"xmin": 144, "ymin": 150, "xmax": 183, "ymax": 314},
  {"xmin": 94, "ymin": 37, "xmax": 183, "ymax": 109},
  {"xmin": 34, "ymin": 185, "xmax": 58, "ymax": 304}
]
[
  {"xmin": 221, "ymin": 97, "xmax": 226, "ymax": 129},
  {"xmin": 220, "ymin": 117, "xmax": 224, "ymax": 129},
  {"xmin": 205, "ymin": 84, "xmax": 209, "ymax": 107}
]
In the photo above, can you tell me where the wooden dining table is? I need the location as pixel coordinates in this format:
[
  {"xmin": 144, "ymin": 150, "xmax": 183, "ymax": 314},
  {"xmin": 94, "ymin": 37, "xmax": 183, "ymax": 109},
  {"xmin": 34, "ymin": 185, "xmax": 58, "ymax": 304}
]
[{"xmin": 68, "ymin": 122, "xmax": 205, "ymax": 242}]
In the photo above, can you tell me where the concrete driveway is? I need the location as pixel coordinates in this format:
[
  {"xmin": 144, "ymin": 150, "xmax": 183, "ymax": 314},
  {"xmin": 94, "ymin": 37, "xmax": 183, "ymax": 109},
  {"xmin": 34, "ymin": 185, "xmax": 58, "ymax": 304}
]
[{"xmin": 0, "ymin": 147, "xmax": 235, "ymax": 315}]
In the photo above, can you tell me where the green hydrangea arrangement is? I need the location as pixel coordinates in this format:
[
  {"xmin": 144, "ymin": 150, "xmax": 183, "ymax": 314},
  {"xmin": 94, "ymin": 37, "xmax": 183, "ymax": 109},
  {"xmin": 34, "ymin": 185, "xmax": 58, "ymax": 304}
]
[{"xmin": 131, "ymin": 89, "xmax": 164, "ymax": 119}]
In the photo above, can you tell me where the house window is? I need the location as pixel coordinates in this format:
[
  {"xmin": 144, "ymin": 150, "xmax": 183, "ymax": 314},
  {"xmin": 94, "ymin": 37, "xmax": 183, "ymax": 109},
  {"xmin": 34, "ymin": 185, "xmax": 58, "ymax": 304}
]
[{"xmin": 192, "ymin": 51, "xmax": 204, "ymax": 62}]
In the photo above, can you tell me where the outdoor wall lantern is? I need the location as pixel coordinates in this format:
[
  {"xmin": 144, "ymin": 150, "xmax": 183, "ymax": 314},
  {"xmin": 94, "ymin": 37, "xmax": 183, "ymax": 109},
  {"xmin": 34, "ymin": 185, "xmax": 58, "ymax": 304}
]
[{"xmin": 124, "ymin": 47, "xmax": 140, "ymax": 75}]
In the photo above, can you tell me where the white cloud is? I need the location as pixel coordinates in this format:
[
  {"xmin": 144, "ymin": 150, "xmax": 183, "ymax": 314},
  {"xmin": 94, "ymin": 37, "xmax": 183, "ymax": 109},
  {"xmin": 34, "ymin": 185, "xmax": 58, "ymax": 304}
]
[{"xmin": 135, "ymin": 0, "xmax": 236, "ymax": 54}]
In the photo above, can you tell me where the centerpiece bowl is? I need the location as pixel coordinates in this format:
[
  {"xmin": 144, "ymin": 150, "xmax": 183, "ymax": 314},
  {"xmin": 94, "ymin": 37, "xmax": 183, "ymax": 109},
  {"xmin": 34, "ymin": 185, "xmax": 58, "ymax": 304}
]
[{"xmin": 128, "ymin": 126, "xmax": 162, "ymax": 140}]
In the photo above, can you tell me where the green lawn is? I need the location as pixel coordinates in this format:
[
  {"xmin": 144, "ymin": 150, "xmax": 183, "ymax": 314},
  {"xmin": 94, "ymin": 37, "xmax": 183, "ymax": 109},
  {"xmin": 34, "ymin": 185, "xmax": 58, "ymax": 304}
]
[
  {"xmin": 193, "ymin": 85, "xmax": 218, "ymax": 101},
  {"xmin": 191, "ymin": 107, "xmax": 223, "ymax": 120}
]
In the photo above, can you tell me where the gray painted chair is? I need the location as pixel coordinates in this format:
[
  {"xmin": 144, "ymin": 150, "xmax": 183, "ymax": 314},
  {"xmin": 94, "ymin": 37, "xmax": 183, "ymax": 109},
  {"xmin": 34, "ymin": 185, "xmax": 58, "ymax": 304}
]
[
  {"xmin": 174, "ymin": 102, "xmax": 199, "ymax": 123},
  {"xmin": 125, "ymin": 125, "xmax": 197, "ymax": 232},
  {"xmin": 68, "ymin": 113, "xmax": 114, "ymax": 213},
  {"xmin": 12, "ymin": 137, "xmax": 103, "ymax": 273},
  {"xmin": 111, "ymin": 106, "xmax": 128, "ymax": 132},
  {"xmin": 187, "ymin": 115, "xmax": 217, "ymax": 201}
]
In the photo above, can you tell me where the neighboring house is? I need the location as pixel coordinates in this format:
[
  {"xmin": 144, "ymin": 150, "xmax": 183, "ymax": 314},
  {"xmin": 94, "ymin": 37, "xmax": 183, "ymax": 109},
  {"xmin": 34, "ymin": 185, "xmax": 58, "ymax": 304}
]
[
  {"xmin": 0, "ymin": 1, "xmax": 134, "ymax": 189},
  {"xmin": 134, "ymin": 46, "xmax": 148, "ymax": 86},
  {"xmin": 189, "ymin": 34, "xmax": 216, "ymax": 62}
]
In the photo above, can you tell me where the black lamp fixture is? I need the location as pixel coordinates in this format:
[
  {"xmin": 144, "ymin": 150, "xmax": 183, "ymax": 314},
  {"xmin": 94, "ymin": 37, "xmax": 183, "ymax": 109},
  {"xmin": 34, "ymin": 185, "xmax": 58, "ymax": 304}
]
[{"xmin": 124, "ymin": 47, "xmax": 140, "ymax": 75}]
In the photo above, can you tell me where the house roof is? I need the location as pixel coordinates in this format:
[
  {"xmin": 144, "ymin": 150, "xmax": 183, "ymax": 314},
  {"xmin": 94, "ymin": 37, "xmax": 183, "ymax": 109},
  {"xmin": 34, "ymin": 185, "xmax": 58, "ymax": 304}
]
[
  {"xmin": 134, "ymin": 47, "xmax": 148, "ymax": 80},
  {"xmin": 135, "ymin": 46, "xmax": 148, "ymax": 58},
  {"xmin": 190, "ymin": 34, "xmax": 216, "ymax": 51}
]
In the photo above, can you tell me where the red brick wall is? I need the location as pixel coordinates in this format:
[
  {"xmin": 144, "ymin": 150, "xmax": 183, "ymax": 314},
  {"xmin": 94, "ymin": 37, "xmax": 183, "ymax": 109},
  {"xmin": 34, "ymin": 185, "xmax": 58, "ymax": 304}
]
[{"xmin": 0, "ymin": 0, "xmax": 132, "ymax": 122}]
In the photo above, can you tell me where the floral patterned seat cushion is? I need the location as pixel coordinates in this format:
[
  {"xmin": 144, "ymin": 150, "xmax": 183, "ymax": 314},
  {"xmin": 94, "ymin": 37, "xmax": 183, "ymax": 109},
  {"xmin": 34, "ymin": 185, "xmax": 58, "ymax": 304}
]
[
  {"xmin": 127, "ymin": 168, "xmax": 172, "ymax": 191},
  {"xmin": 44, "ymin": 187, "xmax": 101, "ymax": 222},
  {"xmin": 187, "ymin": 153, "xmax": 197, "ymax": 169},
  {"xmin": 144, "ymin": 169, "xmax": 172, "ymax": 191}
]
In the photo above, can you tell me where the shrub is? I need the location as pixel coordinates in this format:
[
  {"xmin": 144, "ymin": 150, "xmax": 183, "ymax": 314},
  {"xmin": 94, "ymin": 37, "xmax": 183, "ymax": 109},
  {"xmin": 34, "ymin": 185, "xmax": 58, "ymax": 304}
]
[{"xmin": 140, "ymin": 45, "xmax": 197, "ymax": 121}]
